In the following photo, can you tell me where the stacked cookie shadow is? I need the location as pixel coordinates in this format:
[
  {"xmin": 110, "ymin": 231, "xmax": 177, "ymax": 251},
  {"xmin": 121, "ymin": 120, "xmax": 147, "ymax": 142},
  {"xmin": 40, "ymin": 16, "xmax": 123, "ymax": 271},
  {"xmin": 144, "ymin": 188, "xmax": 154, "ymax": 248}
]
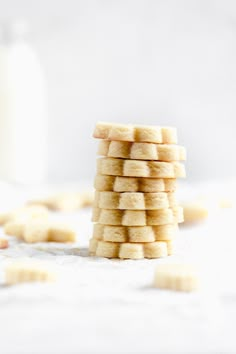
[{"xmin": 89, "ymin": 122, "xmax": 186, "ymax": 259}]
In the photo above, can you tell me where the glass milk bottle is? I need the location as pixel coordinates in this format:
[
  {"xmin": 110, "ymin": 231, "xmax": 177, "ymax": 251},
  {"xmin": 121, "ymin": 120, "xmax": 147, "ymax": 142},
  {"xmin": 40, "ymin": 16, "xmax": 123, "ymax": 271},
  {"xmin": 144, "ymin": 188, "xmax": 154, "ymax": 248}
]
[{"xmin": 0, "ymin": 22, "xmax": 47, "ymax": 184}]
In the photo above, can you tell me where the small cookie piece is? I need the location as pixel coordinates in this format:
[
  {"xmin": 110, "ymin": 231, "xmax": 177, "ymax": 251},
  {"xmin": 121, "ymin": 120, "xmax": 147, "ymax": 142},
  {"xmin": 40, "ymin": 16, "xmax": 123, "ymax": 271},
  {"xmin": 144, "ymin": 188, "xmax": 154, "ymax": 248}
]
[
  {"xmin": 98, "ymin": 140, "xmax": 186, "ymax": 161},
  {"xmin": 0, "ymin": 205, "xmax": 49, "ymax": 226},
  {"xmin": 24, "ymin": 220, "xmax": 50, "ymax": 243},
  {"xmin": 4, "ymin": 220, "xmax": 26, "ymax": 239},
  {"xmin": 48, "ymin": 224, "xmax": 76, "ymax": 243},
  {"xmin": 93, "ymin": 122, "xmax": 177, "ymax": 144},
  {"xmin": 94, "ymin": 191, "xmax": 177, "ymax": 210},
  {"xmin": 5, "ymin": 259, "xmax": 56, "ymax": 285},
  {"xmin": 154, "ymin": 264, "xmax": 199, "ymax": 292},
  {"xmin": 89, "ymin": 239, "xmax": 168, "ymax": 259},
  {"xmin": 92, "ymin": 207, "xmax": 184, "ymax": 226},
  {"xmin": 97, "ymin": 158, "xmax": 186, "ymax": 178},
  {"xmin": 93, "ymin": 224, "xmax": 178, "ymax": 242},
  {"xmin": 94, "ymin": 175, "xmax": 177, "ymax": 192},
  {"xmin": 4, "ymin": 219, "xmax": 76, "ymax": 243},
  {"xmin": 182, "ymin": 202, "xmax": 208, "ymax": 224},
  {"xmin": 28, "ymin": 191, "xmax": 94, "ymax": 211},
  {"xmin": 0, "ymin": 238, "xmax": 9, "ymax": 249}
]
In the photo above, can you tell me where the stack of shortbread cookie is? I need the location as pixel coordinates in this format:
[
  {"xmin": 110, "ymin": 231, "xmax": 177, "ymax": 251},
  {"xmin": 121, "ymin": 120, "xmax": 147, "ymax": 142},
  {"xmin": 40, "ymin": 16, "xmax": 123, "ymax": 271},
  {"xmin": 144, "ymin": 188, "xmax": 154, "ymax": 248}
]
[{"xmin": 89, "ymin": 122, "xmax": 186, "ymax": 259}]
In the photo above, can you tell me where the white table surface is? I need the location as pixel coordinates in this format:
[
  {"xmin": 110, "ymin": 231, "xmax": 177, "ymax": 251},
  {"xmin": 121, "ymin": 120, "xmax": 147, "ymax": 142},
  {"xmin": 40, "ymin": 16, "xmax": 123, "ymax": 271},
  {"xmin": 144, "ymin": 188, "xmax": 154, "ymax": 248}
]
[{"xmin": 0, "ymin": 181, "xmax": 236, "ymax": 354}]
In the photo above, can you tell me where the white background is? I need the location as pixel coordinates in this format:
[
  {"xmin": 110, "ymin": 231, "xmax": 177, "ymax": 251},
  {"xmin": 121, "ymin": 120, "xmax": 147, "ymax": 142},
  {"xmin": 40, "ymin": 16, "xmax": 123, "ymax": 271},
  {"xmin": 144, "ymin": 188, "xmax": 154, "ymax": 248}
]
[{"xmin": 1, "ymin": 0, "xmax": 236, "ymax": 183}]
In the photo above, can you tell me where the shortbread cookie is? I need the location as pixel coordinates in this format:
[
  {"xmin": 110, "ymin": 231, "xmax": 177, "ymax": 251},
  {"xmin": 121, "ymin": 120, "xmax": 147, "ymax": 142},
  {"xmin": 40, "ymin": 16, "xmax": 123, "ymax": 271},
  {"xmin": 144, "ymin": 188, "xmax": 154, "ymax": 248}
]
[
  {"xmin": 97, "ymin": 158, "xmax": 185, "ymax": 178},
  {"xmin": 28, "ymin": 191, "xmax": 94, "ymax": 211},
  {"xmin": 92, "ymin": 207, "xmax": 184, "ymax": 226},
  {"xmin": 4, "ymin": 219, "xmax": 76, "ymax": 243},
  {"xmin": 98, "ymin": 140, "xmax": 186, "ymax": 161},
  {"xmin": 93, "ymin": 122, "xmax": 177, "ymax": 144},
  {"xmin": 0, "ymin": 205, "xmax": 49, "ymax": 226},
  {"xmin": 94, "ymin": 191, "xmax": 177, "ymax": 210},
  {"xmin": 89, "ymin": 239, "xmax": 168, "ymax": 259},
  {"xmin": 5, "ymin": 259, "xmax": 56, "ymax": 285},
  {"xmin": 182, "ymin": 202, "xmax": 208, "ymax": 224},
  {"xmin": 24, "ymin": 221, "xmax": 76, "ymax": 243},
  {"xmin": 94, "ymin": 175, "xmax": 177, "ymax": 193},
  {"xmin": 93, "ymin": 224, "xmax": 178, "ymax": 242},
  {"xmin": 23, "ymin": 220, "xmax": 51, "ymax": 243},
  {"xmin": 48, "ymin": 224, "xmax": 76, "ymax": 243},
  {"xmin": 154, "ymin": 264, "xmax": 199, "ymax": 292},
  {"xmin": 4, "ymin": 220, "xmax": 25, "ymax": 239},
  {"xmin": 0, "ymin": 238, "xmax": 9, "ymax": 249}
]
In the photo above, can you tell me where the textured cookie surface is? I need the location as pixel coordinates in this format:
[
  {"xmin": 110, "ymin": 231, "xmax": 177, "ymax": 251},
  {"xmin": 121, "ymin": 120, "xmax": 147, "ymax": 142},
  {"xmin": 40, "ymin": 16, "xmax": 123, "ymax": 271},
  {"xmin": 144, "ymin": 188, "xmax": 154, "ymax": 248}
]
[
  {"xmin": 98, "ymin": 140, "xmax": 186, "ymax": 161},
  {"xmin": 5, "ymin": 259, "xmax": 56, "ymax": 285},
  {"xmin": 154, "ymin": 264, "xmax": 199, "ymax": 292},
  {"xmin": 94, "ymin": 191, "xmax": 177, "ymax": 210},
  {"xmin": 89, "ymin": 239, "xmax": 172, "ymax": 259},
  {"xmin": 97, "ymin": 158, "xmax": 185, "ymax": 178},
  {"xmin": 94, "ymin": 175, "xmax": 177, "ymax": 192},
  {"xmin": 92, "ymin": 206, "xmax": 184, "ymax": 226},
  {"xmin": 93, "ymin": 223, "xmax": 178, "ymax": 242},
  {"xmin": 93, "ymin": 122, "xmax": 177, "ymax": 144}
]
